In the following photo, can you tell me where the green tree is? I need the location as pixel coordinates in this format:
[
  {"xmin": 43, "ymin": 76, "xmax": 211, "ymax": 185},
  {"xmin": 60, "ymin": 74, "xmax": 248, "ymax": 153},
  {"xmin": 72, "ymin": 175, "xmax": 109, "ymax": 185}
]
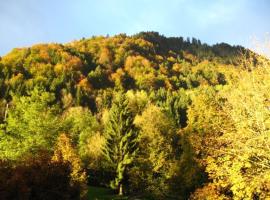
[
  {"xmin": 62, "ymin": 106, "xmax": 100, "ymax": 165},
  {"xmin": 103, "ymin": 92, "xmax": 138, "ymax": 195},
  {"xmin": 0, "ymin": 87, "xmax": 61, "ymax": 161}
]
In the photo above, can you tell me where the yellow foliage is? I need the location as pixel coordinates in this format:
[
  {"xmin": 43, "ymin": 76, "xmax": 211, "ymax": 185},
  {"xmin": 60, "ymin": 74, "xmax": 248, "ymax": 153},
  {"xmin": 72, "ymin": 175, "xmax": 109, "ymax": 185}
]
[
  {"xmin": 126, "ymin": 90, "xmax": 148, "ymax": 113},
  {"xmin": 52, "ymin": 133, "xmax": 87, "ymax": 196},
  {"xmin": 124, "ymin": 55, "xmax": 152, "ymax": 76},
  {"xmin": 39, "ymin": 48, "xmax": 50, "ymax": 62},
  {"xmin": 8, "ymin": 73, "xmax": 24, "ymax": 87},
  {"xmin": 190, "ymin": 183, "xmax": 229, "ymax": 200},
  {"xmin": 98, "ymin": 47, "xmax": 113, "ymax": 65},
  {"xmin": 84, "ymin": 132, "xmax": 106, "ymax": 169},
  {"xmin": 183, "ymin": 51, "xmax": 196, "ymax": 63},
  {"xmin": 134, "ymin": 104, "xmax": 174, "ymax": 172},
  {"xmin": 193, "ymin": 56, "xmax": 270, "ymax": 199},
  {"xmin": 101, "ymin": 108, "xmax": 110, "ymax": 125},
  {"xmin": 167, "ymin": 56, "xmax": 176, "ymax": 63},
  {"xmin": 78, "ymin": 78, "xmax": 92, "ymax": 92},
  {"xmin": 155, "ymin": 55, "xmax": 163, "ymax": 62},
  {"xmin": 160, "ymin": 65, "xmax": 168, "ymax": 75},
  {"xmin": 54, "ymin": 63, "xmax": 64, "ymax": 74},
  {"xmin": 111, "ymin": 68, "xmax": 125, "ymax": 86},
  {"xmin": 172, "ymin": 63, "xmax": 182, "ymax": 73},
  {"xmin": 67, "ymin": 56, "xmax": 83, "ymax": 71},
  {"xmin": 61, "ymin": 90, "xmax": 73, "ymax": 109}
]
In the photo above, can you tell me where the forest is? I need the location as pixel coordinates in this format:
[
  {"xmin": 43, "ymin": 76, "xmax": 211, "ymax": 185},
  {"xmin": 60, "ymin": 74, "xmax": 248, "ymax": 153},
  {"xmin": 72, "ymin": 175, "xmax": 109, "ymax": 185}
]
[{"xmin": 0, "ymin": 31, "xmax": 269, "ymax": 199}]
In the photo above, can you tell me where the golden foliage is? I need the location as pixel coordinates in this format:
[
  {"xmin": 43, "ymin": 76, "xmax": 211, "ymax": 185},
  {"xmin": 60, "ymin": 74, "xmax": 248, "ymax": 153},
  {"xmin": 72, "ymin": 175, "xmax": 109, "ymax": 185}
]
[
  {"xmin": 190, "ymin": 55, "xmax": 270, "ymax": 199},
  {"xmin": 84, "ymin": 132, "xmax": 105, "ymax": 169},
  {"xmin": 54, "ymin": 63, "xmax": 64, "ymax": 74},
  {"xmin": 111, "ymin": 68, "xmax": 125, "ymax": 86},
  {"xmin": 8, "ymin": 73, "xmax": 24, "ymax": 87},
  {"xmin": 98, "ymin": 47, "xmax": 113, "ymax": 65},
  {"xmin": 190, "ymin": 183, "xmax": 229, "ymax": 200},
  {"xmin": 134, "ymin": 104, "xmax": 175, "ymax": 172},
  {"xmin": 78, "ymin": 78, "xmax": 92, "ymax": 93},
  {"xmin": 52, "ymin": 133, "xmax": 87, "ymax": 196},
  {"xmin": 124, "ymin": 55, "xmax": 152, "ymax": 76}
]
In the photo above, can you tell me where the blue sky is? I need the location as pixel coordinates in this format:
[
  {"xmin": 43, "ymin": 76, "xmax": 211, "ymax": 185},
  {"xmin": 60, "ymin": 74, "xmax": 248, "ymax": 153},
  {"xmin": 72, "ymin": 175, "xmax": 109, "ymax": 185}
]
[{"xmin": 0, "ymin": 0, "xmax": 269, "ymax": 56}]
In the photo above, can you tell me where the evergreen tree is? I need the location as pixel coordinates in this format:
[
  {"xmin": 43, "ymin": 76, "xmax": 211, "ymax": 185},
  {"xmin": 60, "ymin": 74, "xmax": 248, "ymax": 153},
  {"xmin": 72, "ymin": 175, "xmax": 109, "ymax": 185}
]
[{"xmin": 103, "ymin": 92, "xmax": 138, "ymax": 195}]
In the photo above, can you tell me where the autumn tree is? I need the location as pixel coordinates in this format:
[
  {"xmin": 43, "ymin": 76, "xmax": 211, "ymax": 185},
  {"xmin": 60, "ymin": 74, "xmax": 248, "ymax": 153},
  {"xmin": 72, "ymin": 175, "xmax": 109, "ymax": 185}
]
[
  {"xmin": 0, "ymin": 151, "xmax": 82, "ymax": 200},
  {"xmin": 130, "ymin": 104, "xmax": 179, "ymax": 198},
  {"xmin": 205, "ymin": 65, "xmax": 270, "ymax": 199},
  {"xmin": 52, "ymin": 133, "xmax": 88, "ymax": 198},
  {"xmin": 189, "ymin": 59, "xmax": 270, "ymax": 199}
]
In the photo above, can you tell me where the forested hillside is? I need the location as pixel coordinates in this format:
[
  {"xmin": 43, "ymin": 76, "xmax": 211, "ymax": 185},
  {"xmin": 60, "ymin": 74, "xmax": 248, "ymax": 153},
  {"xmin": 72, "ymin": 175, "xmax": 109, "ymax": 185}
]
[{"xmin": 0, "ymin": 32, "xmax": 269, "ymax": 199}]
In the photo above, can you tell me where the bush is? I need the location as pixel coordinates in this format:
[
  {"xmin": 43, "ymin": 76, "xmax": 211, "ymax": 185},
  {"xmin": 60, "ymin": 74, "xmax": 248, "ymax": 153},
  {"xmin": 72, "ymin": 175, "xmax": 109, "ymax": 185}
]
[{"xmin": 0, "ymin": 152, "xmax": 81, "ymax": 200}]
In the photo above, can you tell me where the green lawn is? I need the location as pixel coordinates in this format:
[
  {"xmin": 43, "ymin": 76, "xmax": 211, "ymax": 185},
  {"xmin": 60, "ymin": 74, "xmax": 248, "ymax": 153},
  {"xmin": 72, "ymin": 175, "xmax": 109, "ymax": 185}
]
[{"xmin": 87, "ymin": 186, "xmax": 128, "ymax": 200}]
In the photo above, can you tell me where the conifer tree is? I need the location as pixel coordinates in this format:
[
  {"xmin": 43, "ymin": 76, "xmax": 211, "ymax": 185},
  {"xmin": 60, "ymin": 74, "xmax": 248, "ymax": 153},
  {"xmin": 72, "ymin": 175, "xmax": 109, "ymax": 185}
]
[{"xmin": 103, "ymin": 92, "xmax": 138, "ymax": 195}]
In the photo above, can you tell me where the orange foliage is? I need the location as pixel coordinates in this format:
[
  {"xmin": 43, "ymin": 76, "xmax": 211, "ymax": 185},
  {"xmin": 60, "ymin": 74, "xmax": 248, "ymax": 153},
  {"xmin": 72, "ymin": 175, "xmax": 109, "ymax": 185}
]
[
  {"xmin": 98, "ymin": 47, "xmax": 113, "ymax": 65},
  {"xmin": 67, "ymin": 56, "xmax": 83, "ymax": 71},
  {"xmin": 183, "ymin": 51, "xmax": 197, "ymax": 63},
  {"xmin": 124, "ymin": 55, "xmax": 152, "ymax": 75},
  {"xmin": 77, "ymin": 78, "xmax": 92, "ymax": 92}
]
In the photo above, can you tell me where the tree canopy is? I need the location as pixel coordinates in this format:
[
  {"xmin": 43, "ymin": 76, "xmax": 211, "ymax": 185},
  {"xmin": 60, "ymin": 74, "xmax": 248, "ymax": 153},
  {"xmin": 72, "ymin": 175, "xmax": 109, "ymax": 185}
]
[{"xmin": 0, "ymin": 32, "xmax": 269, "ymax": 199}]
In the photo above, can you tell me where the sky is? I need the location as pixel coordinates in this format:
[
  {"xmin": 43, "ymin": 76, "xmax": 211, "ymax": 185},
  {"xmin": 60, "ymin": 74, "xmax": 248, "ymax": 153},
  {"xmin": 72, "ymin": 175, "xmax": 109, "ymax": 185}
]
[{"xmin": 0, "ymin": 0, "xmax": 270, "ymax": 56}]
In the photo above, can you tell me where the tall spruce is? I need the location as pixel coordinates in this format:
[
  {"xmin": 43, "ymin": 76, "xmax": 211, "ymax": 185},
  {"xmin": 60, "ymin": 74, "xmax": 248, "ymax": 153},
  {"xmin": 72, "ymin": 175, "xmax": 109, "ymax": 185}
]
[{"xmin": 103, "ymin": 92, "xmax": 138, "ymax": 195}]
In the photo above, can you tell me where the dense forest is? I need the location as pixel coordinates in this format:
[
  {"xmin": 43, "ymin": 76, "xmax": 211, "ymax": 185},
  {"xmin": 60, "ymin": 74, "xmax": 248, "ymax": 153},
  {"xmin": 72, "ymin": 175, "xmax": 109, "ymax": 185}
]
[{"xmin": 0, "ymin": 32, "xmax": 269, "ymax": 199}]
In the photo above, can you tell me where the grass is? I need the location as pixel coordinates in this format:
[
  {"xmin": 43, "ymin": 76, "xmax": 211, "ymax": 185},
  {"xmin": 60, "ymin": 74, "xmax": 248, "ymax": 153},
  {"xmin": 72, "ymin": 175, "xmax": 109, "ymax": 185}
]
[{"xmin": 87, "ymin": 186, "xmax": 128, "ymax": 200}]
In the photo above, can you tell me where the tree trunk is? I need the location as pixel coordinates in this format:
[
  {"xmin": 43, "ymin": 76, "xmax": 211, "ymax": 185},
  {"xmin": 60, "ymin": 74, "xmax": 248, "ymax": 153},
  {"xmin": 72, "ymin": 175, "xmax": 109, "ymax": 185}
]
[
  {"xmin": 4, "ymin": 103, "xmax": 8, "ymax": 121},
  {"xmin": 119, "ymin": 183, "xmax": 123, "ymax": 196}
]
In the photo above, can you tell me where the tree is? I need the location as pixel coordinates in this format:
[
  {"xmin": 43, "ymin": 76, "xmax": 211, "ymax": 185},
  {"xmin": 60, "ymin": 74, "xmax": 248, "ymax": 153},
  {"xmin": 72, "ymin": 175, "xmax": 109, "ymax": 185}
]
[
  {"xmin": 87, "ymin": 66, "xmax": 112, "ymax": 89},
  {"xmin": 63, "ymin": 106, "xmax": 98, "ymax": 143},
  {"xmin": 0, "ymin": 87, "xmax": 61, "ymax": 161},
  {"xmin": 189, "ymin": 62, "xmax": 270, "ymax": 199},
  {"xmin": 62, "ymin": 106, "xmax": 100, "ymax": 166},
  {"xmin": 130, "ymin": 104, "xmax": 177, "ymax": 198},
  {"xmin": 0, "ymin": 151, "xmax": 82, "ymax": 200},
  {"xmin": 52, "ymin": 133, "xmax": 88, "ymax": 198},
  {"xmin": 205, "ymin": 65, "xmax": 270, "ymax": 199},
  {"xmin": 103, "ymin": 92, "xmax": 138, "ymax": 195}
]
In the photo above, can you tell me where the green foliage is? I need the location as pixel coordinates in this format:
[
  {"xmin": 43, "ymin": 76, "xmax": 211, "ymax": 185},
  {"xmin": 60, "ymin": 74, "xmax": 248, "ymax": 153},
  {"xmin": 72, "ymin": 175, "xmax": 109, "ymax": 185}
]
[
  {"xmin": 88, "ymin": 66, "xmax": 112, "ymax": 89},
  {"xmin": 0, "ymin": 32, "xmax": 266, "ymax": 199},
  {"xmin": 0, "ymin": 87, "xmax": 61, "ymax": 161},
  {"xmin": 87, "ymin": 186, "xmax": 128, "ymax": 200},
  {"xmin": 151, "ymin": 88, "xmax": 190, "ymax": 128},
  {"xmin": 62, "ymin": 106, "xmax": 108, "ymax": 188},
  {"xmin": 126, "ymin": 90, "xmax": 149, "ymax": 114},
  {"xmin": 130, "ymin": 104, "xmax": 178, "ymax": 198},
  {"xmin": 103, "ymin": 92, "xmax": 138, "ymax": 195},
  {"xmin": 63, "ymin": 106, "xmax": 98, "ymax": 143}
]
